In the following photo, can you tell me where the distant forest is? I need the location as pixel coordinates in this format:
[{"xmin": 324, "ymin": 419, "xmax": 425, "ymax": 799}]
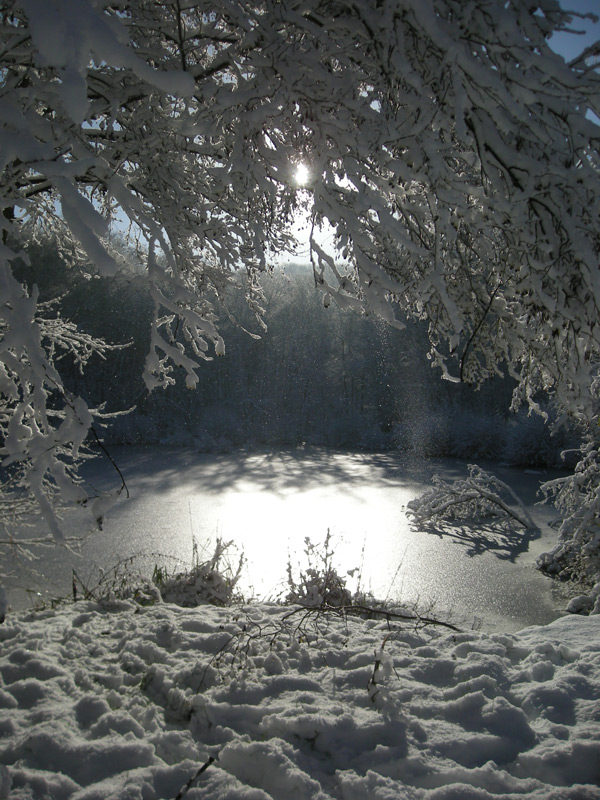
[{"xmin": 15, "ymin": 239, "xmax": 578, "ymax": 468}]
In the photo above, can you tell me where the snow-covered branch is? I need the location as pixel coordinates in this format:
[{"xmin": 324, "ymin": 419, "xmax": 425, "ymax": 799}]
[
  {"xmin": 407, "ymin": 464, "xmax": 539, "ymax": 532},
  {"xmin": 0, "ymin": 258, "xmax": 123, "ymax": 540}
]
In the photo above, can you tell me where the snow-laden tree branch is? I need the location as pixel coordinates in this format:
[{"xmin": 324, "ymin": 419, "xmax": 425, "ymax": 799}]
[
  {"xmin": 0, "ymin": 267, "xmax": 124, "ymax": 540},
  {"xmin": 407, "ymin": 464, "xmax": 540, "ymax": 532},
  {"xmin": 1, "ymin": 0, "xmax": 600, "ymax": 582}
]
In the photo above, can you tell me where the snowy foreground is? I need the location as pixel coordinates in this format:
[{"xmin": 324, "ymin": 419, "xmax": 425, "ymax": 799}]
[{"xmin": 1, "ymin": 601, "xmax": 599, "ymax": 800}]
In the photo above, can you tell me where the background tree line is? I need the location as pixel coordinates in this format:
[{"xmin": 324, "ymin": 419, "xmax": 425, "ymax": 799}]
[{"xmin": 13, "ymin": 238, "xmax": 577, "ymax": 468}]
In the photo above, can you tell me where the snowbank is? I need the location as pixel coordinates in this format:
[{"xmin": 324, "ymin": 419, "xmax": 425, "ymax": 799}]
[{"xmin": 1, "ymin": 602, "xmax": 599, "ymax": 799}]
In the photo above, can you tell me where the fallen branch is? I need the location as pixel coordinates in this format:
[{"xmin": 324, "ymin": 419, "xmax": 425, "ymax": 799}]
[
  {"xmin": 282, "ymin": 602, "xmax": 461, "ymax": 631},
  {"xmin": 407, "ymin": 464, "xmax": 539, "ymax": 532}
]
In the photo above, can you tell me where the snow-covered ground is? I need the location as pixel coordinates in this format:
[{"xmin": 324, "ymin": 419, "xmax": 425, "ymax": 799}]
[{"xmin": 1, "ymin": 599, "xmax": 599, "ymax": 799}]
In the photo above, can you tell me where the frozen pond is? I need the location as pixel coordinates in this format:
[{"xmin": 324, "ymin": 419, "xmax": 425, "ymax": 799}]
[{"xmin": 4, "ymin": 447, "xmax": 572, "ymax": 631}]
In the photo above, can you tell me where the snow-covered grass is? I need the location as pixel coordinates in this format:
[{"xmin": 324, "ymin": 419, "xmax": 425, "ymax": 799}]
[
  {"xmin": 1, "ymin": 599, "xmax": 599, "ymax": 799},
  {"xmin": 68, "ymin": 539, "xmax": 245, "ymax": 610}
]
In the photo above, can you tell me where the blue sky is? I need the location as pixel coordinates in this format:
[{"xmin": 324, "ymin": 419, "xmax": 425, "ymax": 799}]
[{"xmin": 551, "ymin": 0, "xmax": 600, "ymax": 61}]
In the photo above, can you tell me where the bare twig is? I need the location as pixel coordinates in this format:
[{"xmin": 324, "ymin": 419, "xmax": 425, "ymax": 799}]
[
  {"xmin": 89, "ymin": 426, "xmax": 130, "ymax": 499},
  {"xmin": 174, "ymin": 755, "xmax": 217, "ymax": 800}
]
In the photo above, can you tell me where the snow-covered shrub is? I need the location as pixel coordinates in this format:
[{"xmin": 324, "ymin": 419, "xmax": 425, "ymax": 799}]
[
  {"xmin": 565, "ymin": 582, "xmax": 600, "ymax": 615},
  {"xmin": 154, "ymin": 539, "xmax": 245, "ymax": 607},
  {"xmin": 407, "ymin": 464, "xmax": 538, "ymax": 531},
  {"xmin": 538, "ymin": 438, "xmax": 600, "ymax": 589},
  {"xmin": 285, "ymin": 532, "xmax": 354, "ymax": 608}
]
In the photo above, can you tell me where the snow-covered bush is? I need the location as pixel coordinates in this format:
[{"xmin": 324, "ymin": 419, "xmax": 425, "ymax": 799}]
[
  {"xmin": 0, "ymin": 291, "xmax": 125, "ymax": 546},
  {"xmin": 565, "ymin": 582, "xmax": 600, "ymax": 615},
  {"xmin": 286, "ymin": 532, "xmax": 354, "ymax": 608},
  {"xmin": 153, "ymin": 539, "xmax": 245, "ymax": 608}
]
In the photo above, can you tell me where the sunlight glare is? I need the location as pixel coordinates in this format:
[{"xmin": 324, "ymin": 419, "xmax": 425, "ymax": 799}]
[{"xmin": 294, "ymin": 162, "xmax": 310, "ymax": 186}]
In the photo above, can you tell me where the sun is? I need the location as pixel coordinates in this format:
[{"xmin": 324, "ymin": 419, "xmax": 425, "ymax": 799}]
[{"xmin": 293, "ymin": 162, "xmax": 310, "ymax": 186}]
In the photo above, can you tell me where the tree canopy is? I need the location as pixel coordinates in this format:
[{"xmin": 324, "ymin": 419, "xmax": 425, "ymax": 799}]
[{"xmin": 1, "ymin": 1, "xmax": 600, "ymax": 581}]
